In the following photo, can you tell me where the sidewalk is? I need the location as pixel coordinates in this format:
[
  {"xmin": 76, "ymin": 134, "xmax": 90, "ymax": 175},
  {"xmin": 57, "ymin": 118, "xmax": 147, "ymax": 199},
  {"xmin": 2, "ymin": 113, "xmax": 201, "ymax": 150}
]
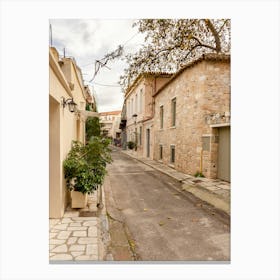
[
  {"xmin": 120, "ymin": 148, "xmax": 230, "ymax": 216},
  {"xmin": 49, "ymin": 187, "xmax": 110, "ymax": 262}
]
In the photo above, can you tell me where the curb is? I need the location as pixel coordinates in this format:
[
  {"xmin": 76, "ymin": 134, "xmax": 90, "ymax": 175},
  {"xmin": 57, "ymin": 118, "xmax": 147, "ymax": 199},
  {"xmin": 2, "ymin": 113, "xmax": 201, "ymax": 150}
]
[
  {"xmin": 98, "ymin": 178, "xmax": 113, "ymax": 261},
  {"xmin": 121, "ymin": 150, "xmax": 230, "ymax": 216},
  {"xmin": 181, "ymin": 184, "xmax": 230, "ymax": 215}
]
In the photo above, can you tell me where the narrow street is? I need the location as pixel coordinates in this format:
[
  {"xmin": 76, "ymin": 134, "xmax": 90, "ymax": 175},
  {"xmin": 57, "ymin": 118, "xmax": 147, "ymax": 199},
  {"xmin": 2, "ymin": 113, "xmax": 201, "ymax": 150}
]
[{"xmin": 104, "ymin": 149, "xmax": 230, "ymax": 261}]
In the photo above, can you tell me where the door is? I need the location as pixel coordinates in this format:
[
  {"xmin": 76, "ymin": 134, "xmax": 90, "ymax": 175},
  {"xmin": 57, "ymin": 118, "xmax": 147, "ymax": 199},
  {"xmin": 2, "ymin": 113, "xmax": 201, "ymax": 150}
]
[
  {"xmin": 146, "ymin": 128, "xmax": 150, "ymax": 157},
  {"xmin": 49, "ymin": 96, "xmax": 62, "ymax": 218},
  {"xmin": 217, "ymin": 126, "xmax": 230, "ymax": 182}
]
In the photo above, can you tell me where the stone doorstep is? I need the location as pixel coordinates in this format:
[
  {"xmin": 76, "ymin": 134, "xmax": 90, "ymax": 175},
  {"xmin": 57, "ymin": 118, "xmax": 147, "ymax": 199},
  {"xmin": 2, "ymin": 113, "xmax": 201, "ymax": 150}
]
[
  {"xmin": 63, "ymin": 211, "xmax": 80, "ymax": 218},
  {"xmin": 61, "ymin": 218, "xmax": 73, "ymax": 224}
]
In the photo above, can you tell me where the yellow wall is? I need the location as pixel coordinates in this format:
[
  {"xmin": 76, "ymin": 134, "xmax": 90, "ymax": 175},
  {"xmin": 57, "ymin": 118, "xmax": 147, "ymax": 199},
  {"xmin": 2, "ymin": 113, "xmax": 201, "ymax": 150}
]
[{"xmin": 49, "ymin": 48, "xmax": 87, "ymax": 218}]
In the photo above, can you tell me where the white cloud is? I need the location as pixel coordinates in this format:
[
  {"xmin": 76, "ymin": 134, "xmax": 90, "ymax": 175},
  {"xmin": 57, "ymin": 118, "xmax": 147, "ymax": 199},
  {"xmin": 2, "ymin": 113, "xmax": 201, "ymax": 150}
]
[{"xmin": 50, "ymin": 19, "xmax": 145, "ymax": 112}]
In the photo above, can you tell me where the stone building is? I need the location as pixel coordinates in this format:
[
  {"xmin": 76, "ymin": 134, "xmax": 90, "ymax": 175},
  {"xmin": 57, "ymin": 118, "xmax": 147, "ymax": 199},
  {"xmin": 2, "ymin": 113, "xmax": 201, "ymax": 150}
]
[
  {"xmin": 49, "ymin": 47, "xmax": 98, "ymax": 218},
  {"xmin": 99, "ymin": 110, "xmax": 122, "ymax": 139},
  {"xmin": 124, "ymin": 73, "xmax": 172, "ymax": 158},
  {"xmin": 153, "ymin": 54, "xmax": 230, "ymax": 181}
]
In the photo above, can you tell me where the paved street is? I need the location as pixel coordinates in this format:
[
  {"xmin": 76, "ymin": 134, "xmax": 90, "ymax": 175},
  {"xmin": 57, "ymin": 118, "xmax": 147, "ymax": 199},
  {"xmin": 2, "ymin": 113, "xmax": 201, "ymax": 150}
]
[{"xmin": 105, "ymin": 149, "xmax": 230, "ymax": 261}]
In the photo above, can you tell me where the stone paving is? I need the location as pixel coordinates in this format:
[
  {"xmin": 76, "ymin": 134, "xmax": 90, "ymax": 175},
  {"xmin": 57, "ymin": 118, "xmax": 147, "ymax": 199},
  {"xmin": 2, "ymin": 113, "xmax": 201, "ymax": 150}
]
[{"xmin": 49, "ymin": 193, "xmax": 104, "ymax": 261}]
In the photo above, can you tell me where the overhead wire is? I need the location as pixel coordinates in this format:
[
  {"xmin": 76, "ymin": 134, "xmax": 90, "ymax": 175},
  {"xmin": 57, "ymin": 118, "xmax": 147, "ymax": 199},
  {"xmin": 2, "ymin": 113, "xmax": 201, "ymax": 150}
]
[{"xmin": 81, "ymin": 32, "xmax": 139, "ymax": 68}]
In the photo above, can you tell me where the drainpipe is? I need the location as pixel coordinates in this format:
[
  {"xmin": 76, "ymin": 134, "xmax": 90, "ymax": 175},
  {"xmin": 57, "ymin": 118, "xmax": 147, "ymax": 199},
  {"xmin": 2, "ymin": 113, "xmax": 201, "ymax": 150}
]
[{"xmin": 200, "ymin": 149, "xmax": 203, "ymax": 174}]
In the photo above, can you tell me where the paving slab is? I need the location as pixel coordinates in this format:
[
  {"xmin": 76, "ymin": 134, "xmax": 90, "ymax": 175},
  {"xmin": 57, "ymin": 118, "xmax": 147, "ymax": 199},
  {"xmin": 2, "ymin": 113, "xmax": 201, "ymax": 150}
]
[{"xmin": 49, "ymin": 199, "xmax": 104, "ymax": 261}]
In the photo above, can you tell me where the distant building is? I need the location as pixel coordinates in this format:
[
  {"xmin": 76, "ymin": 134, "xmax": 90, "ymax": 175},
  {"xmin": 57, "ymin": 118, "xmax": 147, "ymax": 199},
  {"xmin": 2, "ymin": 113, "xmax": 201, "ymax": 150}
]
[
  {"xmin": 124, "ymin": 73, "xmax": 172, "ymax": 158},
  {"xmin": 99, "ymin": 110, "xmax": 122, "ymax": 139}
]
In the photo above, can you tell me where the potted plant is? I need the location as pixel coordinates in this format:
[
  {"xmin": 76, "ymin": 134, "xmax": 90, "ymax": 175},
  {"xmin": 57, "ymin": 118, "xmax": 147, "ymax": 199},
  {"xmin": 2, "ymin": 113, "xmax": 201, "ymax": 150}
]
[
  {"xmin": 63, "ymin": 137, "xmax": 112, "ymax": 208},
  {"xmin": 127, "ymin": 141, "xmax": 135, "ymax": 150}
]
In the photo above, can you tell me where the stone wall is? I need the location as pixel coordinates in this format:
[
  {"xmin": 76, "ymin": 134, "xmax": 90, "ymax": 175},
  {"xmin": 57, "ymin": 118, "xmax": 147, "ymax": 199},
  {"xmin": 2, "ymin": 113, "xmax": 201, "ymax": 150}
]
[{"xmin": 153, "ymin": 58, "xmax": 230, "ymax": 179}]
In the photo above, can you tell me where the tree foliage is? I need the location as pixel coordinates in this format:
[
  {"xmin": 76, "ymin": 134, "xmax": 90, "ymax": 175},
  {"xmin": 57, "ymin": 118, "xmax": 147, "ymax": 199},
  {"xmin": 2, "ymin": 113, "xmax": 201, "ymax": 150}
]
[
  {"xmin": 86, "ymin": 117, "xmax": 101, "ymax": 140},
  {"xmin": 120, "ymin": 19, "xmax": 230, "ymax": 91}
]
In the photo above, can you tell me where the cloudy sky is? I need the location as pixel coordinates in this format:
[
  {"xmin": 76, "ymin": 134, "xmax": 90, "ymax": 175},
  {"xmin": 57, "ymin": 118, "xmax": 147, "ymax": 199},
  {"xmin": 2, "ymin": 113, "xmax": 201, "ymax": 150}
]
[{"xmin": 50, "ymin": 19, "xmax": 145, "ymax": 113}]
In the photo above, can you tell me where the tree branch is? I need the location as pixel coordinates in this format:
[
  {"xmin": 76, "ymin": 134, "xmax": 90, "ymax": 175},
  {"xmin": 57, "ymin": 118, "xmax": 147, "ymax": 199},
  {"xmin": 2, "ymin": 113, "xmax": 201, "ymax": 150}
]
[
  {"xmin": 203, "ymin": 19, "xmax": 221, "ymax": 52},
  {"xmin": 218, "ymin": 19, "xmax": 230, "ymax": 35},
  {"xmin": 190, "ymin": 35, "xmax": 218, "ymax": 51}
]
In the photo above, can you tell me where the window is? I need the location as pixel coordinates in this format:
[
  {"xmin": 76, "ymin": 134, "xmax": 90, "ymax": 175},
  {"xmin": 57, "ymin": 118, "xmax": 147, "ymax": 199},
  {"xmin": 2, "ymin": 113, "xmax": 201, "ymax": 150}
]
[
  {"xmin": 135, "ymin": 94, "xmax": 138, "ymax": 113},
  {"xmin": 139, "ymin": 89, "xmax": 143, "ymax": 113},
  {"xmin": 160, "ymin": 105, "xmax": 164, "ymax": 129},
  {"xmin": 127, "ymin": 100, "xmax": 130, "ymax": 117},
  {"xmin": 131, "ymin": 98, "xmax": 134, "ymax": 116},
  {"xmin": 159, "ymin": 145, "xmax": 163, "ymax": 160},
  {"xmin": 170, "ymin": 145, "xmax": 175, "ymax": 163},
  {"xmin": 171, "ymin": 98, "xmax": 176, "ymax": 127},
  {"xmin": 139, "ymin": 126, "xmax": 142, "ymax": 145}
]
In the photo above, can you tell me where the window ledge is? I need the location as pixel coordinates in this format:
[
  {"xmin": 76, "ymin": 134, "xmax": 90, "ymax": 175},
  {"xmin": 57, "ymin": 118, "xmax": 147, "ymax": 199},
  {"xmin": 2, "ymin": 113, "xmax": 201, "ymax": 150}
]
[
  {"xmin": 170, "ymin": 126, "xmax": 176, "ymax": 129},
  {"xmin": 168, "ymin": 164, "xmax": 175, "ymax": 168}
]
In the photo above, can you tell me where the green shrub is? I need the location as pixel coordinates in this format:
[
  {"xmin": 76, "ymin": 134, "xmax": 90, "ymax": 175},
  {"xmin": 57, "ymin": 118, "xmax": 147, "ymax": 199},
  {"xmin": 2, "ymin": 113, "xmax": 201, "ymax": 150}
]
[
  {"xmin": 194, "ymin": 171, "xmax": 205, "ymax": 178},
  {"xmin": 63, "ymin": 137, "xmax": 112, "ymax": 194},
  {"xmin": 127, "ymin": 141, "xmax": 135, "ymax": 149}
]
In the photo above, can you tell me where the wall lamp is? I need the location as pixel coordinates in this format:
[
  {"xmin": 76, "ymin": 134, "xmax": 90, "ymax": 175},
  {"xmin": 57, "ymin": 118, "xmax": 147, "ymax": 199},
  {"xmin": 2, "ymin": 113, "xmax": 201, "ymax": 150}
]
[
  {"xmin": 132, "ymin": 113, "xmax": 138, "ymax": 124},
  {"xmin": 61, "ymin": 97, "xmax": 77, "ymax": 113}
]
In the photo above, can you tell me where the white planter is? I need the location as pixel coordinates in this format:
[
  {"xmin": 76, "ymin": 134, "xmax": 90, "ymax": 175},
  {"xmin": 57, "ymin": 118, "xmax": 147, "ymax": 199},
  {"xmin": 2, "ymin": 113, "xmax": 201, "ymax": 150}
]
[{"xmin": 71, "ymin": 191, "xmax": 88, "ymax": 208}]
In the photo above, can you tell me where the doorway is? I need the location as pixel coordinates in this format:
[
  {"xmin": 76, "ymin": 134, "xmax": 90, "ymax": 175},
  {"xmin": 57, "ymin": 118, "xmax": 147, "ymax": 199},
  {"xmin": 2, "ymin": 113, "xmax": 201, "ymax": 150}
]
[{"xmin": 217, "ymin": 126, "xmax": 230, "ymax": 182}]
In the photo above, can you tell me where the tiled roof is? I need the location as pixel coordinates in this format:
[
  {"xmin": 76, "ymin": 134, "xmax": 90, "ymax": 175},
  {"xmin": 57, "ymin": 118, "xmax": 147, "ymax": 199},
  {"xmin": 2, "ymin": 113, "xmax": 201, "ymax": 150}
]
[
  {"xmin": 99, "ymin": 110, "xmax": 122, "ymax": 116},
  {"xmin": 125, "ymin": 72, "xmax": 174, "ymax": 97}
]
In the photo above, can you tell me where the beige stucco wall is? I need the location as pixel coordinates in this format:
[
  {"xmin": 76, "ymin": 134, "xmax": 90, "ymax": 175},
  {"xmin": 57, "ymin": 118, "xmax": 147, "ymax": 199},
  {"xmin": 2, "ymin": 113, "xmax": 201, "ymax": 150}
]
[
  {"xmin": 49, "ymin": 48, "xmax": 87, "ymax": 218},
  {"xmin": 153, "ymin": 59, "xmax": 230, "ymax": 179},
  {"xmin": 125, "ymin": 75, "xmax": 171, "ymax": 159}
]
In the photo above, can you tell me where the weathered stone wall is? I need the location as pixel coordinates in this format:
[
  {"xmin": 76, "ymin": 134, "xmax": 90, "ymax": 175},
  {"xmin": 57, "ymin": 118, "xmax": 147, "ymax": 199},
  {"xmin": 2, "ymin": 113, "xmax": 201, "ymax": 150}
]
[{"xmin": 154, "ymin": 59, "xmax": 230, "ymax": 178}]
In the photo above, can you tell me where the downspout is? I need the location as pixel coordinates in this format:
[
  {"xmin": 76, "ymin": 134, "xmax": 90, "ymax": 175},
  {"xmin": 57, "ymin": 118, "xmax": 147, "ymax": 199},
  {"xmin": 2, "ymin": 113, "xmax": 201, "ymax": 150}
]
[{"xmin": 152, "ymin": 77, "xmax": 156, "ymax": 118}]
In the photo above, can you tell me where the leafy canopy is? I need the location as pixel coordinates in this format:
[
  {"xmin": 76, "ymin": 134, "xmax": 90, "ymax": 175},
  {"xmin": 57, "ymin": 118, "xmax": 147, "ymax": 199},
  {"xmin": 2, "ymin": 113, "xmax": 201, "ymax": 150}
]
[{"xmin": 120, "ymin": 19, "xmax": 230, "ymax": 91}]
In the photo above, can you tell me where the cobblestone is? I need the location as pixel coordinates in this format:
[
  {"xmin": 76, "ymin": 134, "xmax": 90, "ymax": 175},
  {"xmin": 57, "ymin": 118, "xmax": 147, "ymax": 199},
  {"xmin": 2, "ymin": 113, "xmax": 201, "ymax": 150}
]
[
  {"xmin": 77, "ymin": 237, "xmax": 97, "ymax": 244},
  {"xmin": 69, "ymin": 222, "xmax": 82, "ymax": 227},
  {"xmin": 57, "ymin": 231, "xmax": 72, "ymax": 239},
  {"xmin": 69, "ymin": 245, "xmax": 85, "ymax": 251},
  {"xmin": 73, "ymin": 231, "xmax": 87, "ymax": 237},
  {"xmin": 83, "ymin": 221, "xmax": 98, "ymax": 227},
  {"xmin": 88, "ymin": 227, "xmax": 97, "ymax": 237},
  {"xmin": 67, "ymin": 237, "xmax": 78, "ymax": 245},
  {"xmin": 50, "ymin": 254, "xmax": 72, "ymax": 260},
  {"xmin": 52, "ymin": 244, "xmax": 68, "ymax": 253},
  {"xmin": 68, "ymin": 226, "xmax": 87, "ymax": 231},
  {"xmin": 49, "ymin": 207, "xmax": 100, "ymax": 261}
]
